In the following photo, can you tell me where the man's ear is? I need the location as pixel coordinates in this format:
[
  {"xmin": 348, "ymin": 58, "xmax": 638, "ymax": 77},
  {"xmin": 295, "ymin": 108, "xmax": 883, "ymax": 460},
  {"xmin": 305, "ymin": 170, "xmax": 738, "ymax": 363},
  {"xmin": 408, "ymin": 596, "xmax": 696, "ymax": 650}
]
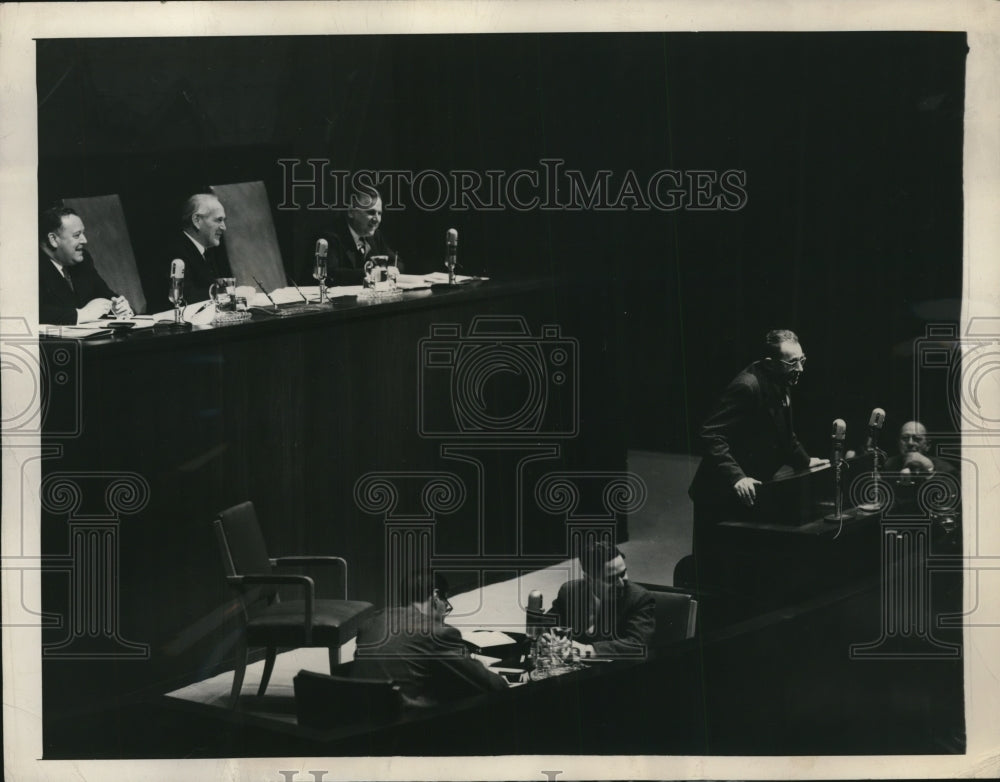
[{"xmin": 47, "ymin": 232, "xmax": 60, "ymax": 249}]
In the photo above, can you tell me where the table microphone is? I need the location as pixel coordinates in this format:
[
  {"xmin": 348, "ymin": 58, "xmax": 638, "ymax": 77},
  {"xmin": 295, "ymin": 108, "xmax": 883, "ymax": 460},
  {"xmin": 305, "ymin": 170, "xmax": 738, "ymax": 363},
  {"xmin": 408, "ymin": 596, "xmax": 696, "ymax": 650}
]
[
  {"xmin": 526, "ymin": 590, "xmax": 544, "ymax": 638},
  {"xmin": 831, "ymin": 418, "xmax": 847, "ymax": 465},
  {"xmin": 166, "ymin": 258, "xmax": 193, "ymax": 331},
  {"xmin": 445, "ymin": 228, "xmax": 458, "ymax": 284},
  {"xmin": 825, "ymin": 418, "xmax": 848, "ymax": 525},
  {"xmin": 314, "ymin": 238, "xmax": 328, "ymax": 279},
  {"xmin": 863, "ymin": 407, "xmax": 886, "ymax": 454},
  {"xmin": 169, "ymin": 258, "xmax": 185, "ymax": 307},
  {"xmin": 314, "ymin": 238, "xmax": 329, "ymax": 304}
]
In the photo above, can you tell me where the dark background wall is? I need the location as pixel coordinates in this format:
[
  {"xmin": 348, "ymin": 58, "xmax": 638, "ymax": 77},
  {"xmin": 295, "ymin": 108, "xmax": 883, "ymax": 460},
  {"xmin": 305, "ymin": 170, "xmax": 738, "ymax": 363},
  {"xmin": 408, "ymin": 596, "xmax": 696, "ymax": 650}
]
[{"xmin": 36, "ymin": 32, "xmax": 966, "ymax": 457}]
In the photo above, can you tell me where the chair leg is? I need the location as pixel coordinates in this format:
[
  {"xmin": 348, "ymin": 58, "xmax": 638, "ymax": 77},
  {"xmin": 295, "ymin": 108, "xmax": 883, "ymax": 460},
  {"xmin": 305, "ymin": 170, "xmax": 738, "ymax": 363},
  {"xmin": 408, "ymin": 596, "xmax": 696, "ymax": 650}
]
[
  {"xmin": 257, "ymin": 646, "xmax": 277, "ymax": 697},
  {"xmin": 230, "ymin": 635, "xmax": 248, "ymax": 709}
]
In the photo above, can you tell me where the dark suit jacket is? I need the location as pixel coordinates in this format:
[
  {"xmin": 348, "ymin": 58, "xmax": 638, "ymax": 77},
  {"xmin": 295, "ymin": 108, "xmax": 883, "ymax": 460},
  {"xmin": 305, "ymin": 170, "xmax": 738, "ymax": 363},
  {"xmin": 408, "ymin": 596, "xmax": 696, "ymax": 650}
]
[
  {"xmin": 160, "ymin": 231, "xmax": 232, "ymax": 309},
  {"xmin": 308, "ymin": 214, "xmax": 396, "ymax": 286},
  {"xmin": 688, "ymin": 361, "xmax": 811, "ymax": 509},
  {"xmin": 548, "ymin": 579, "xmax": 655, "ymax": 657},
  {"xmin": 38, "ymin": 250, "xmax": 117, "ymax": 325},
  {"xmin": 352, "ymin": 606, "xmax": 507, "ymax": 710}
]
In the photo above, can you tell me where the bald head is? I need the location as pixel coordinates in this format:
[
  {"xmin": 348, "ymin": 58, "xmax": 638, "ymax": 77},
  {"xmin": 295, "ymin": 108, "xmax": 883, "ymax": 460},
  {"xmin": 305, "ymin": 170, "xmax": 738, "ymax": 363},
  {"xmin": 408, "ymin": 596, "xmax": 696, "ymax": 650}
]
[{"xmin": 898, "ymin": 420, "xmax": 929, "ymax": 456}]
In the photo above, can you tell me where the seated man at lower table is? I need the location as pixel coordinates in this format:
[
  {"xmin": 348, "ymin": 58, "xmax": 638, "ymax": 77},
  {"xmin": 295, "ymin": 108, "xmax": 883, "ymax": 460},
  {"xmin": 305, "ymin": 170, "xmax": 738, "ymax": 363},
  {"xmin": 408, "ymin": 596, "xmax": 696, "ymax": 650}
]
[
  {"xmin": 352, "ymin": 569, "xmax": 508, "ymax": 710},
  {"xmin": 38, "ymin": 206, "xmax": 134, "ymax": 325},
  {"xmin": 548, "ymin": 542, "xmax": 655, "ymax": 658},
  {"xmin": 883, "ymin": 420, "xmax": 957, "ymax": 476}
]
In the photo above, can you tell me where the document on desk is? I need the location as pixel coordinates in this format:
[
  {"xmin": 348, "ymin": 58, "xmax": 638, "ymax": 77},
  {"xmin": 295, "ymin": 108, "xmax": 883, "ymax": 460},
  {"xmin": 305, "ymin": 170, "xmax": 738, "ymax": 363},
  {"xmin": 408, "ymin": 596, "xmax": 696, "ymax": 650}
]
[
  {"xmin": 39, "ymin": 324, "xmax": 114, "ymax": 339},
  {"xmin": 458, "ymin": 628, "xmax": 520, "ymax": 655},
  {"xmin": 395, "ymin": 273, "xmax": 432, "ymax": 290},
  {"xmin": 79, "ymin": 318, "xmax": 158, "ymax": 331},
  {"xmin": 153, "ymin": 302, "xmax": 216, "ymax": 326},
  {"xmin": 423, "ymin": 272, "xmax": 489, "ymax": 284},
  {"xmin": 459, "ymin": 629, "xmax": 518, "ymax": 646}
]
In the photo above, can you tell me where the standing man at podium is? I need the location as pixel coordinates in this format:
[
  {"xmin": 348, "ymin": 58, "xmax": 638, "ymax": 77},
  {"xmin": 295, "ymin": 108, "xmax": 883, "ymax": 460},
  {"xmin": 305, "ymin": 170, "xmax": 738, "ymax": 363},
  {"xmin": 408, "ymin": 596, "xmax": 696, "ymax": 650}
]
[{"xmin": 688, "ymin": 329, "xmax": 828, "ymax": 558}]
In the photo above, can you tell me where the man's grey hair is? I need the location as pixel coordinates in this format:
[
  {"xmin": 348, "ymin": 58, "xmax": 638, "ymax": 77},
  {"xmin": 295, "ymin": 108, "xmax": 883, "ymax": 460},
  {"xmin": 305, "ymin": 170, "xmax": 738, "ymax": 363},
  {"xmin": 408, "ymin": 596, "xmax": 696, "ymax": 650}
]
[{"xmin": 180, "ymin": 192, "xmax": 221, "ymax": 229}]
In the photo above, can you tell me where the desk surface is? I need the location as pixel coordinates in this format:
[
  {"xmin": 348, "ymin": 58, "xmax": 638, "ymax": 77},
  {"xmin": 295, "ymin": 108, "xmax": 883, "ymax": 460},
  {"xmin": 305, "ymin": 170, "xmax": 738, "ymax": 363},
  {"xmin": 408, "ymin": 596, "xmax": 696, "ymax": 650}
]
[{"xmin": 41, "ymin": 277, "xmax": 550, "ymax": 353}]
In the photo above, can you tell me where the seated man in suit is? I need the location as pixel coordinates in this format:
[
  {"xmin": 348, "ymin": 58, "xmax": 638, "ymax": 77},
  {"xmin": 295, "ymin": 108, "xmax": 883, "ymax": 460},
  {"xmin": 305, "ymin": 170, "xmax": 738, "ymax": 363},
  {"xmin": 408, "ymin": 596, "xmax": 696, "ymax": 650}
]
[
  {"xmin": 352, "ymin": 569, "xmax": 507, "ymax": 710},
  {"xmin": 163, "ymin": 191, "xmax": 232, "ymax": 306},
  {"xmin": 883, "ymin": 420, "xmax": 957, "ymax": 476},
  {"xmin": 548, "ymin": 542, "xmax": 655, "ymax": 658},
  {"xmin": 38, "ymin": 206, "xmax": 134, "ymax": 325},
  {"xmin": 309, "ymin": 185, "xmax": 399, "ymax": 286},
  {"xmin": 687, "ymin": 329, "xmax": 828, "ymax": 559}
]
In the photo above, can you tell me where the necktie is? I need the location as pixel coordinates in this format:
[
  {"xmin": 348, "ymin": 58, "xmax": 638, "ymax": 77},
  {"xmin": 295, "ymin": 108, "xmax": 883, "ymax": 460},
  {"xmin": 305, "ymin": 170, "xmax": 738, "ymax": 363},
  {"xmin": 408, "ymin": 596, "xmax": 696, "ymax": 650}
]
[
  {"xmin": 63, "ymin": 268, "xmax": 74, "ymax": 292},
  {"xmin": 358, "ymin": 238, "xmax": 368, "ymax": 258}
]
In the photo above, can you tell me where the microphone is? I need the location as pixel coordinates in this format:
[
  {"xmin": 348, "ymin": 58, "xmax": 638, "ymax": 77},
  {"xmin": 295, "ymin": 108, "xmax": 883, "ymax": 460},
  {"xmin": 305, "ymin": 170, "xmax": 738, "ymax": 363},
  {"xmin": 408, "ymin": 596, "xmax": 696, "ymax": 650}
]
[
  {"xmin": 314, "ymin": 238, "xmax": 328, "ymax": 279},
  {"xmin": 526, "ymin": 589, "xmax": 545, "ymax": 641},
  {"xmin": 314, "ymin": 238, "xmax": 329, "ymax": 303},
  {"xmin": 445, "ymin": 228, "xmax": 458, "ymax": 283},
  {"xmin": 831, "ymin": 418, "xmax": 847, "ymax": 465},
  {"xmin": 824, "ymin": 418, "xmax": 849, "ymax": 525},
  {"xmin": 863, "ymin": 407, "xmax": 886, "ymax": 453},
  {"xmin": 169, "ymin": 259, "xmax": 185, "ymax": 307}
]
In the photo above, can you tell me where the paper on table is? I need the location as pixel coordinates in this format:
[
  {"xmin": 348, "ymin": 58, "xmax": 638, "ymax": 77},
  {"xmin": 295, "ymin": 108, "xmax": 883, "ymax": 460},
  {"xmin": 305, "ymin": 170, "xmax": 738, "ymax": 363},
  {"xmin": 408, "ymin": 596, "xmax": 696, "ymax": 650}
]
[
  {"xmin": 78, "ymin": 318, "xmax": 158, "ymax": 330},
  {"xmin": 250, "ymin": 286, "xmax": 362, "ymax": 307},
  {"xmin": 395, "ymin": 273, "xmax": 432, "ymax": 290},
  {"xmin": 423, "ymin": 272, "xmax": 488, "ymax": 284},
  {"xmin": 39, "ymin": 324, "xmax": 113, "ymax": 339},
  {"xmin": 153, "ymin": 301, "xmax": 216, "ymax": 326},
  {"xmin": 458, "ymin": 628, "xmax": 518, "ymax": 648}
]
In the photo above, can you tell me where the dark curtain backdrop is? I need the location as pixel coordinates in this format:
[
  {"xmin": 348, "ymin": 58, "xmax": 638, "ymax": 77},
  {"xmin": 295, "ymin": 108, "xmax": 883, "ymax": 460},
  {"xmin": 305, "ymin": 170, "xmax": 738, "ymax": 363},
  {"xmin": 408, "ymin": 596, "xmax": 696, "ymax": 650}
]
[{"xmin": 37, "ymin": 32, "xmax": 966, "ymax": 456}]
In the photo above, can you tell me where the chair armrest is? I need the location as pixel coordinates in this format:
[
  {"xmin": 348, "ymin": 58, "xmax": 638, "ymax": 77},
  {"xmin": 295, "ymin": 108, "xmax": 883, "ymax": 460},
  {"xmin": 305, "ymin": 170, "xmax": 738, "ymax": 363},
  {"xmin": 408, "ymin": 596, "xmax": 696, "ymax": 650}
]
[
  {"xmin": 228, "ymin": 574, "xmax": 316, "ymax": 643},
  {"xmin": 270, "ymin": 556, "xmax": 349, "ymax": 599}
]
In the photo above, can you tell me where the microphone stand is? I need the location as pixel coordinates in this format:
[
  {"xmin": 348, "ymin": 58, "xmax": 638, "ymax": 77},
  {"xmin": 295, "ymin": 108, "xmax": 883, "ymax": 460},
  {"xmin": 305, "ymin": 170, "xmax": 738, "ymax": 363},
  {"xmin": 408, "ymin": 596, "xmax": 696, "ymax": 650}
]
[
  {"xmin": 857, "ymin": 447, "xmax": 887, "ymax": 514},
  {"xmin": 824, "ymin": 454, "xmax": 849, "ymax": 524},
  {"xmin": 168, "ymin": 280, "xmax": 192, "ymax": 332}
]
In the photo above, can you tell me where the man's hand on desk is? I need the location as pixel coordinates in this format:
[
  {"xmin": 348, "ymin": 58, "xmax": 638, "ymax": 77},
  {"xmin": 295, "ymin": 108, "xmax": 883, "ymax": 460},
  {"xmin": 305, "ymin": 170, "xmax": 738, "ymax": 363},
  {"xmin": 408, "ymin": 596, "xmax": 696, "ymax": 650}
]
[
  {"xmin": 809, "ymin": 457, "xmax": 830, "ymax": 468},
  {"xmin": 110, "ymin": 296, "xmax": 134, "ymax": 320},
  {"xmin": 733, "ymin": 476, "xmax": 762, "ymax": 507},
  {"xmin": 77, "ymin": 298, "xmax": 112, "ymax": 323}
]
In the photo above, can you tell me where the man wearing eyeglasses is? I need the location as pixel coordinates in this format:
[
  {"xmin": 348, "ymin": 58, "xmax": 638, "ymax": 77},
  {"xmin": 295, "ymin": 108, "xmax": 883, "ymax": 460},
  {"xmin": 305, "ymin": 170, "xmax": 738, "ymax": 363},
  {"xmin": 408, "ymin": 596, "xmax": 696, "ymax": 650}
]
[
  {"xmin": 548, "ymin": 541, "xmax": 655, "ymax": 658},
  {"xmin": 688, "ymin": 329, "xmax": 828, "ymax": 555},
  {"xmin": 352, "ymin": 569, "xmax": 507, "ymax": 710}
]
